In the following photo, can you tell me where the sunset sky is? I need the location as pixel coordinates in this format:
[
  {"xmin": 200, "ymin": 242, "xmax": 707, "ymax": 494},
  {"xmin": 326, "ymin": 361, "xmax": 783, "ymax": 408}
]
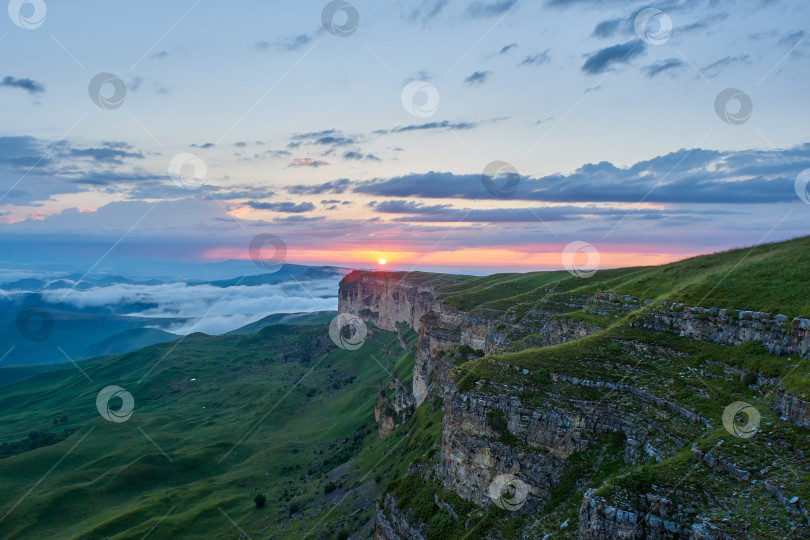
[{"xmin": 1, "ymin": 0, "xmax": 809, "ymax": 275}]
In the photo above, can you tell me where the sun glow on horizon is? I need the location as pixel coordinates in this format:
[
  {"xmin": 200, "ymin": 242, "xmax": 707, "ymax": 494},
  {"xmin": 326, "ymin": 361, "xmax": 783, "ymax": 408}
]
[{"xmin": 378, "ymin": 258, "xmax": 387, "ymax": 265}]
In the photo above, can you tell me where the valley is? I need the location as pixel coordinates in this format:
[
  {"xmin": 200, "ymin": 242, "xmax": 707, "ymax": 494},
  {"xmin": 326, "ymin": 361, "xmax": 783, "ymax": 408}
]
[{"xmin": 0, "ymin": 236, "xmax": 808, "ymax": 538}]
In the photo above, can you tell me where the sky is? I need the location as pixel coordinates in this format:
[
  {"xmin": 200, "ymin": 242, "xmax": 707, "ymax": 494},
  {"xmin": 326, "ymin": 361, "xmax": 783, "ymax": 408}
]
[{"xmin": 1, "ymin": 0, "xmax": 809, "ymax": 275}]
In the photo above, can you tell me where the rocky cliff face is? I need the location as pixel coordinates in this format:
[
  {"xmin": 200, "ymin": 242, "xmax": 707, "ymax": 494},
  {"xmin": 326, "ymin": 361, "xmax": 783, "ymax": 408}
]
[
  {"xmin": 374, "ymin": 493, "xmax": 427, "ymax": 540},
  {"xmin": 578, "ymin": 491, "xmax": 732, "ymax": 539},
  {"xmin": 772, "ymin": 388, "xmax": 810, "ymax": 428},
  {"xmin": 339, "ymin": 271, "xmax": 602, "ymax": 406},
  {"xmin": 374, "ymin": 378, "xmax": 415, "ymax": 438},
  {"xmin": 337, "ymin": 272, "xmax": 810, "ymax": 539},
  {"xmin": 641, "ymin": 303, "xmax": 810, "ymax": 359},
  {"xmin": 338, "ymin": 272, "xmax": 440, "ymax": 333}
]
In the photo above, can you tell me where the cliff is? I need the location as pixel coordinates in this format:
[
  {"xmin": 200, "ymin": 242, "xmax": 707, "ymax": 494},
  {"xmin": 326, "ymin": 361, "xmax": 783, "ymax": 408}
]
[{"xmin": 337, "ymin": 257, "xmax": 810, "ymax": 539}]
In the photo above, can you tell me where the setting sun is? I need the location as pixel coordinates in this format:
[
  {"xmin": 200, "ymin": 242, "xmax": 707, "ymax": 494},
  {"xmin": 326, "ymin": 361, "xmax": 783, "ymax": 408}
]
[{"xmin": 378, "ymin": 258, "xmax": 387, "ymax": 265}]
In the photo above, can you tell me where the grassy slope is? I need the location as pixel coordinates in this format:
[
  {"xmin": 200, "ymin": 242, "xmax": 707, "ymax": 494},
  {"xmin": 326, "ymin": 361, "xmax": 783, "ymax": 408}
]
[
  {"xmin": 81, "ymin": 327, "xmax": 178, "ymax": 357},
  {"xmin": 2, "ymin": 236, "xmax": 809, "ymax": 538},
  {"xmin": 0, "ymin": 322, "xmax": 418, "ymax": 539},
  {"xmin": 367, "ymin": 236, "xmax": 810, "ymax": 538},
  {"xmin": 226, "ymin": 310, "xmax": 337, "ymax": 335},
  {"xmin": 438, "ymin": 235, "xmax": 810, "ymax": 319}
]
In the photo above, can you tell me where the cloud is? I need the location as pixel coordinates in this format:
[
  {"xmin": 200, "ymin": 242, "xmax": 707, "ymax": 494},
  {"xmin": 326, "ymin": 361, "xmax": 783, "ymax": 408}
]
[
  {"xmin": 246, "ymin": 201, "xmax": 315, "ymax": 213},
  {"xmin": 371, "ymin": 200, "xmax": 451, "ymax": 213},
  {"xmin": 520, "ymin": 49, "xmax": 551, "ymax": 66},
  {"xmin": 466, "ymin": 0, "xmax": 518, "ymax": 18},
  {"xmin": 40, "ymin": 279, "xmax": 338, "ymax": 335},
  {"xmin": 190, "ymin": 142, "xmax": 215, "ymax": 149},
  {"xmin": 152, "ymin": 50, "xmax": 169, "ymax": 59},
  {"xmin": 67, "ymin": 145, "xmax": 144, "ymax": 163},
  {"xmin": 256, "ymin": 34, "xmax": 312, "ymax": 52},
  {"xmin": 778, "ymin": 30, "xmax": 806, "ymax": 48},
  {"xmin": 129, "ymin": 76, "xmax": 144, "ymax": 91},
  {"xmin": 288, "ymin": 129, "xmax": 360, "ymax": 154},
  {"xmin": 343, "ymin": 151, "xmax": 380, "ymax": 161},
  {"xmin": 678, "ymin": 12, "xmax": 729, "ymax": 34},
  {"xmin": 464, "ymin": 71, "xmax": 492, "ymax": 85},
  {"xmin": 581, "ymin": 40, "xmax": 646, "ymax": 75},
  {"xmin": 702, "ymin": 55, "xmax": 751, "ymax": 78},
  {"xmin": 273, "ymin": 215, "xmax": 325, "ymax": 223},
  {"xmin": 644, "ymin": 58, "xmax": 684, "ymax": 78},
  {"xmin": 405, "ymin": 0, "xmax": 449, "ymax": 24},
  {"xmin": 353, "ymin": 143, "xmax": 810, "ymax": 204},
  {"xmin": 0, "ymin": 136, "xmax": 156, "ymax": 205},
  {"xmin": 287, "ymin": 178, "xmax": 350, "ymax": 195},
  {"xmin": 204, "ymin": 186, "xmax": 275, "ymax": 200},
  {"xmin": 384, "ymin": 205, "xmax": 686, "ymax": 223},
  {"xmin": 288, "ymin": 158, "xmax": 329, "ymax": 168},
  {"xmin": 384, "ymin": 120, "xmax": 479, "ymax": 134},
  {"xmin": 499, "ymin": 43, "xmax": 517, "ymax": 54},
  {"xmin": 591, "ymin": 18, "xmax": 623, "ymax": 39},
  {"xmin": 0, "ymin": 76, "xmax": 45, "ymax": 95}
]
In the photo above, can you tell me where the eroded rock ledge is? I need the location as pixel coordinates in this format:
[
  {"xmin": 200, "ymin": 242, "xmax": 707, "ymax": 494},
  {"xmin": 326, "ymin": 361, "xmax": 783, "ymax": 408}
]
[{"xmin": 337, "ymin": 272, "xmax": 810, "ymax": 538}]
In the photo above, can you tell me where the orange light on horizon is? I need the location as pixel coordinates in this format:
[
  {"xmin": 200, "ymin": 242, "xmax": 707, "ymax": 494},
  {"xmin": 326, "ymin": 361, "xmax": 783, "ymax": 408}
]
[{"xmin": 200, "ymin": 245, "xmax": 695, "ymax": 272}]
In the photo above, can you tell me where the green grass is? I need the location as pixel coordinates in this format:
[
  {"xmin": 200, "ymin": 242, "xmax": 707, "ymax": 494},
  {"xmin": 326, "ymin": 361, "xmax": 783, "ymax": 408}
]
[
  {"xmin": 3, "ymin": 236, "xmax": 810, "ymax": 538},
  {"xmin": 0, "ymin": 322, "xmax": 411, "ymax": 539},
  {"xmin": 411, "ymin": 235, "xmax": 810, "ymax": 319}
]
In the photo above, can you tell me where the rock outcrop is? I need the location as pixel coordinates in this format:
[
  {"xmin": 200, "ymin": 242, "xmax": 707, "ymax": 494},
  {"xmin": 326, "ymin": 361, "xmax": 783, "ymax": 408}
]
[
  {"xmin": 337, "ymin": 272, "xmax": 810, "ymax": 539},
  {"xmin": 578, "ymin": 491, "xmax": 732, "ymax": 539},
  {"xmin": 339, "ymin": 271, "xmax": 602, "ymax": 406},
  {"xmin": 642, "ymin": 304, "xmax": 810, "ymax": 359},
  {"xmin": 374, "ymin": 493, "xmax": 427, "ymax": 540},
  {"xmin": 772, "ymin": 388, "xmax": 810, "ymax": 428},
  {"xmin": 374, "ymin": 378, "xmax": 415, "ymax": 438}
]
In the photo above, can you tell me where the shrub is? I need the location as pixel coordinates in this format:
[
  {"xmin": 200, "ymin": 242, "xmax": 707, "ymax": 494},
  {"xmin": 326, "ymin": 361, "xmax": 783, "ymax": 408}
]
[
  {"xmin": 616, "ymin": 465, "xmax": 657, "ymax": 494},
  {"xmin": 253, "ymin": 493, "xmax": 266, "ymax": 508},
  {"xmin": 486, "ymin": 409, "xmax": 509, "ymax": 434},
  {"xmin": 742, "ymin": 370, "xmax": 758, "ymax": 387},
  {"xmin": 456, "ymin": 367, "xmax": 478, "ymax": 392},
  {"xmin": 532, "ymin": 369, "xmax": 550, "ymax": 386},
  {"xmin": 324, "ymin": 481, "xmax": 337, "ymax": 494}
]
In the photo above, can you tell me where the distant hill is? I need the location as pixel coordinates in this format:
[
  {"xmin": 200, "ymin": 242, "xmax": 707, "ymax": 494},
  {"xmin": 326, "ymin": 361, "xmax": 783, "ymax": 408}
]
[
  {"xmin": 81, "ymin": 327, "xmax": 178, "ymax": 357},
  {"xmin": 204, "ymin": 265, "xmax": 350, "ymax": 288},
  {"xmin": 226, "ymin": 310, "xmax": 337, "ymax": 335},
  {"xmin": 0, "ymin": 308, "xmax": 187, "ymax": 366}
]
